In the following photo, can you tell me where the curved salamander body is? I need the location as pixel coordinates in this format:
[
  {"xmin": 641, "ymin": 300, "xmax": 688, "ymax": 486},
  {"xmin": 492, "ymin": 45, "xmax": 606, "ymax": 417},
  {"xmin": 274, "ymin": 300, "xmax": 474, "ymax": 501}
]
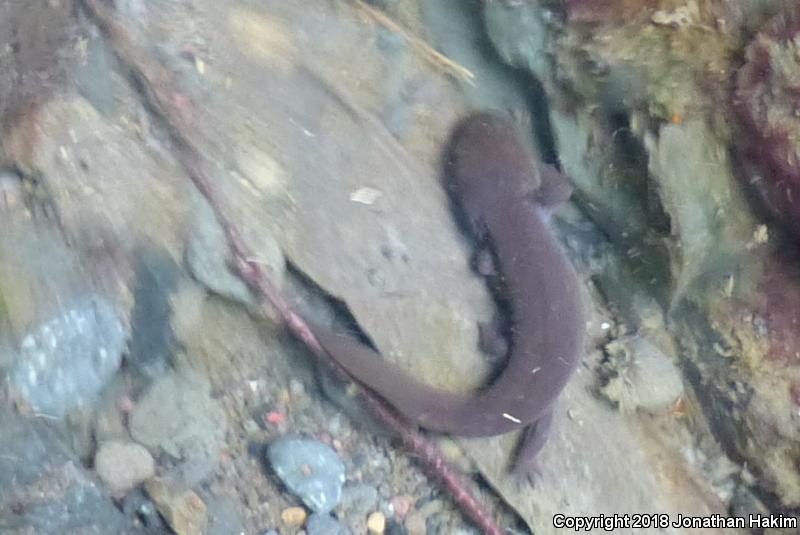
[{"xmin": 313, "ymin": 112, "xmax": 584, "ymax": 465}]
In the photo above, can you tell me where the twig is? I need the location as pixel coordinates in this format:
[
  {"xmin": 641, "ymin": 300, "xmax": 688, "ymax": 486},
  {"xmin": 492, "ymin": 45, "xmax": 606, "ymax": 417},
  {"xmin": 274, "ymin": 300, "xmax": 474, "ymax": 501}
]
[
  {"xmin": 351, "ymin": 0, "xmax": 475, "ymax": 84},
  {"xmin": 78, "ymin": 1, "xmax": 504, "ymax": 533}
]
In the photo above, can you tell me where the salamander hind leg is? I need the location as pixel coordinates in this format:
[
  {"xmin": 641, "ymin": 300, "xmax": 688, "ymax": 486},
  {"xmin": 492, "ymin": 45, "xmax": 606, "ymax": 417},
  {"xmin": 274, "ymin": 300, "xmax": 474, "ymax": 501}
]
[
  {"xmin": 472, "ymin": 246, "xmax": 496, "ymax": 276},
  {"xmin": 477, "ymin": 313, "xmax": 509, "ymax": 361},
  {"xmin": 534, "ymin": 164, "xmax": 573, "ymax": 209},
  {"xmin": 511, "ymin": 409, "xmax": 554, "ymax": 486}
]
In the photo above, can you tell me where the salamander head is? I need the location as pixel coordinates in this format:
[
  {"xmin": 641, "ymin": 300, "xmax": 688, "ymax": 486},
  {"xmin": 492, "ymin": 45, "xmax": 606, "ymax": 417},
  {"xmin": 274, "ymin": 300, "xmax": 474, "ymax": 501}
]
[{"xmin": 445, "ymin": 112, "xmax": 540, "ymax": 229}]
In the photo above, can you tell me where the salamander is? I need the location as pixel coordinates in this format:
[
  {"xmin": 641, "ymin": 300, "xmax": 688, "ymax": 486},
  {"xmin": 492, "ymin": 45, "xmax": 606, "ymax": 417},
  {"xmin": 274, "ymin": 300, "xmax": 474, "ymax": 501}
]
[{"xmin": 312, "ymin": 112, "xmax": 584, "ymax": 471}]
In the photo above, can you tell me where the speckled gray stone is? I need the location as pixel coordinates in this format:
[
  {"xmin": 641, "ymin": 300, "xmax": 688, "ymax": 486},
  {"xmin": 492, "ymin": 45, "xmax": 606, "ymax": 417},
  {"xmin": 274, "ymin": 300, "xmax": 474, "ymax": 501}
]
[
  {"xmin": 7, "ymin": 294, "xmax": 125, "ymax": 417},
  {"xmin": 267, "ymin": 437, "xmax": 346, "ymax": 514}
]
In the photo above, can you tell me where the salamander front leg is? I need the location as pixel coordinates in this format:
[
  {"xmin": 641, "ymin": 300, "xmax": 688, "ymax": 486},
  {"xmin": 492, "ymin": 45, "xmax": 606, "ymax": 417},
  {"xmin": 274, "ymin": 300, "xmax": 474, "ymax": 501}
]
[
  {"xmin": 472, "ymin": 246, "xmax": 496, "ymax": 276},
  {"xmin": 511, "ymin": 409, "xmax": 554, "ymax": 485},
  {"xmin": 477, "ymin": 314, "xmax": 509, "ymax": 361},
  {"xmin": 534, "ymin": 164, "xmax": 573, "ymax": 208}
]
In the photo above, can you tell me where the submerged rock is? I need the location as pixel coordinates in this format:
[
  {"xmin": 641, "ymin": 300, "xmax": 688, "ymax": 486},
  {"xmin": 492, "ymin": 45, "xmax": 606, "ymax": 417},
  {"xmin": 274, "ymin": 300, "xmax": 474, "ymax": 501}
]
[
  {"xmin": 598, "ymin": 335, "xmax": 684, "ymax": 412},
  {"xmin": 95, "ymin": 440, "xmax": 156, "ymax": 495},
  {"xmin": 0, "ymin": 409, "xmax": 147, "ymax": 534},
  {"xmin": 185, "ymin": 190, "xmax": 285, "ymax": 308},
  {"xmin": 129, "ymin": 371, "xmax": 227, "ymax": 487},
  {"xmin": 7, "ymin": 293, "xmax": 126, "ymax": 417},
  {"xmin": 267, "ymin": 436, "xmax": 346, "ymax": 514}
]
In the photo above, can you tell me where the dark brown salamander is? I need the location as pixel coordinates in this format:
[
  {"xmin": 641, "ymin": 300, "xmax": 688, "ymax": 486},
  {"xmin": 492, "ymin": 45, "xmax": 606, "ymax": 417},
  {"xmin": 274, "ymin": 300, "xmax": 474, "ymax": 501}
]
[{"xmin": 313, "ymin": 112, "xmax": 584, "ymax": 470}]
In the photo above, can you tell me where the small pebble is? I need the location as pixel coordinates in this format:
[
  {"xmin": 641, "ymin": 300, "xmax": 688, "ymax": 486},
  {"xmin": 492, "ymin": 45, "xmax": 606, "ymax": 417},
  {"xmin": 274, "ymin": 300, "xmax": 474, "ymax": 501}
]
[
  {"xmin": 405, "ymin": 499, "xmax": 444, "ymax": 535},
  {"xmin": 243, "ymin": 419, "xmax": 260, "ymax": 435},
  {"xmin": 267, "ymin": 436, "xmax": 346, "ymax": 514},
  {"xmin": 337, "ymin": 483, "xmax": 378, "ymax": 518},
  {"xmin": 390, "ymin": 495, "xmax": 412, "ymax": 518},
  {"xmin": 385, "ymin": 519, "xmax": 407, "ymax": 535},
  {"xmin": 95, "ymin": 440, "xmax": 155, "ymax": 495},
  {"xmin": 0, "ymin": 169, "xmax": 22, "ymax": 209},
  {"xmin": 144, "ymin": 478, "xmax": 208, "ymax": 535},
  {"xmin": 280, "ymin": 506, "xmax": 307, "ymax": 527},
  {"xmin": 306, "ymin": 513, "xmax": 351, "ymax": 535},
  {"xmin": 121, "ymin": 489, "xmax": 167, "ymax": 530},
  {"xmin": 289, "ymin": 378, "xmax": 306, "ymax": 396},
  {"xmin": 264, "ymin": 411, "xmax": 286, "ymax": 425},
  {"xmin": 327, "ymin": 413, "xmax": 345, "ymax": 435},
  {"xmin": 367, "ymin": 511, "xmax": 386, "ymax": 534}
]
